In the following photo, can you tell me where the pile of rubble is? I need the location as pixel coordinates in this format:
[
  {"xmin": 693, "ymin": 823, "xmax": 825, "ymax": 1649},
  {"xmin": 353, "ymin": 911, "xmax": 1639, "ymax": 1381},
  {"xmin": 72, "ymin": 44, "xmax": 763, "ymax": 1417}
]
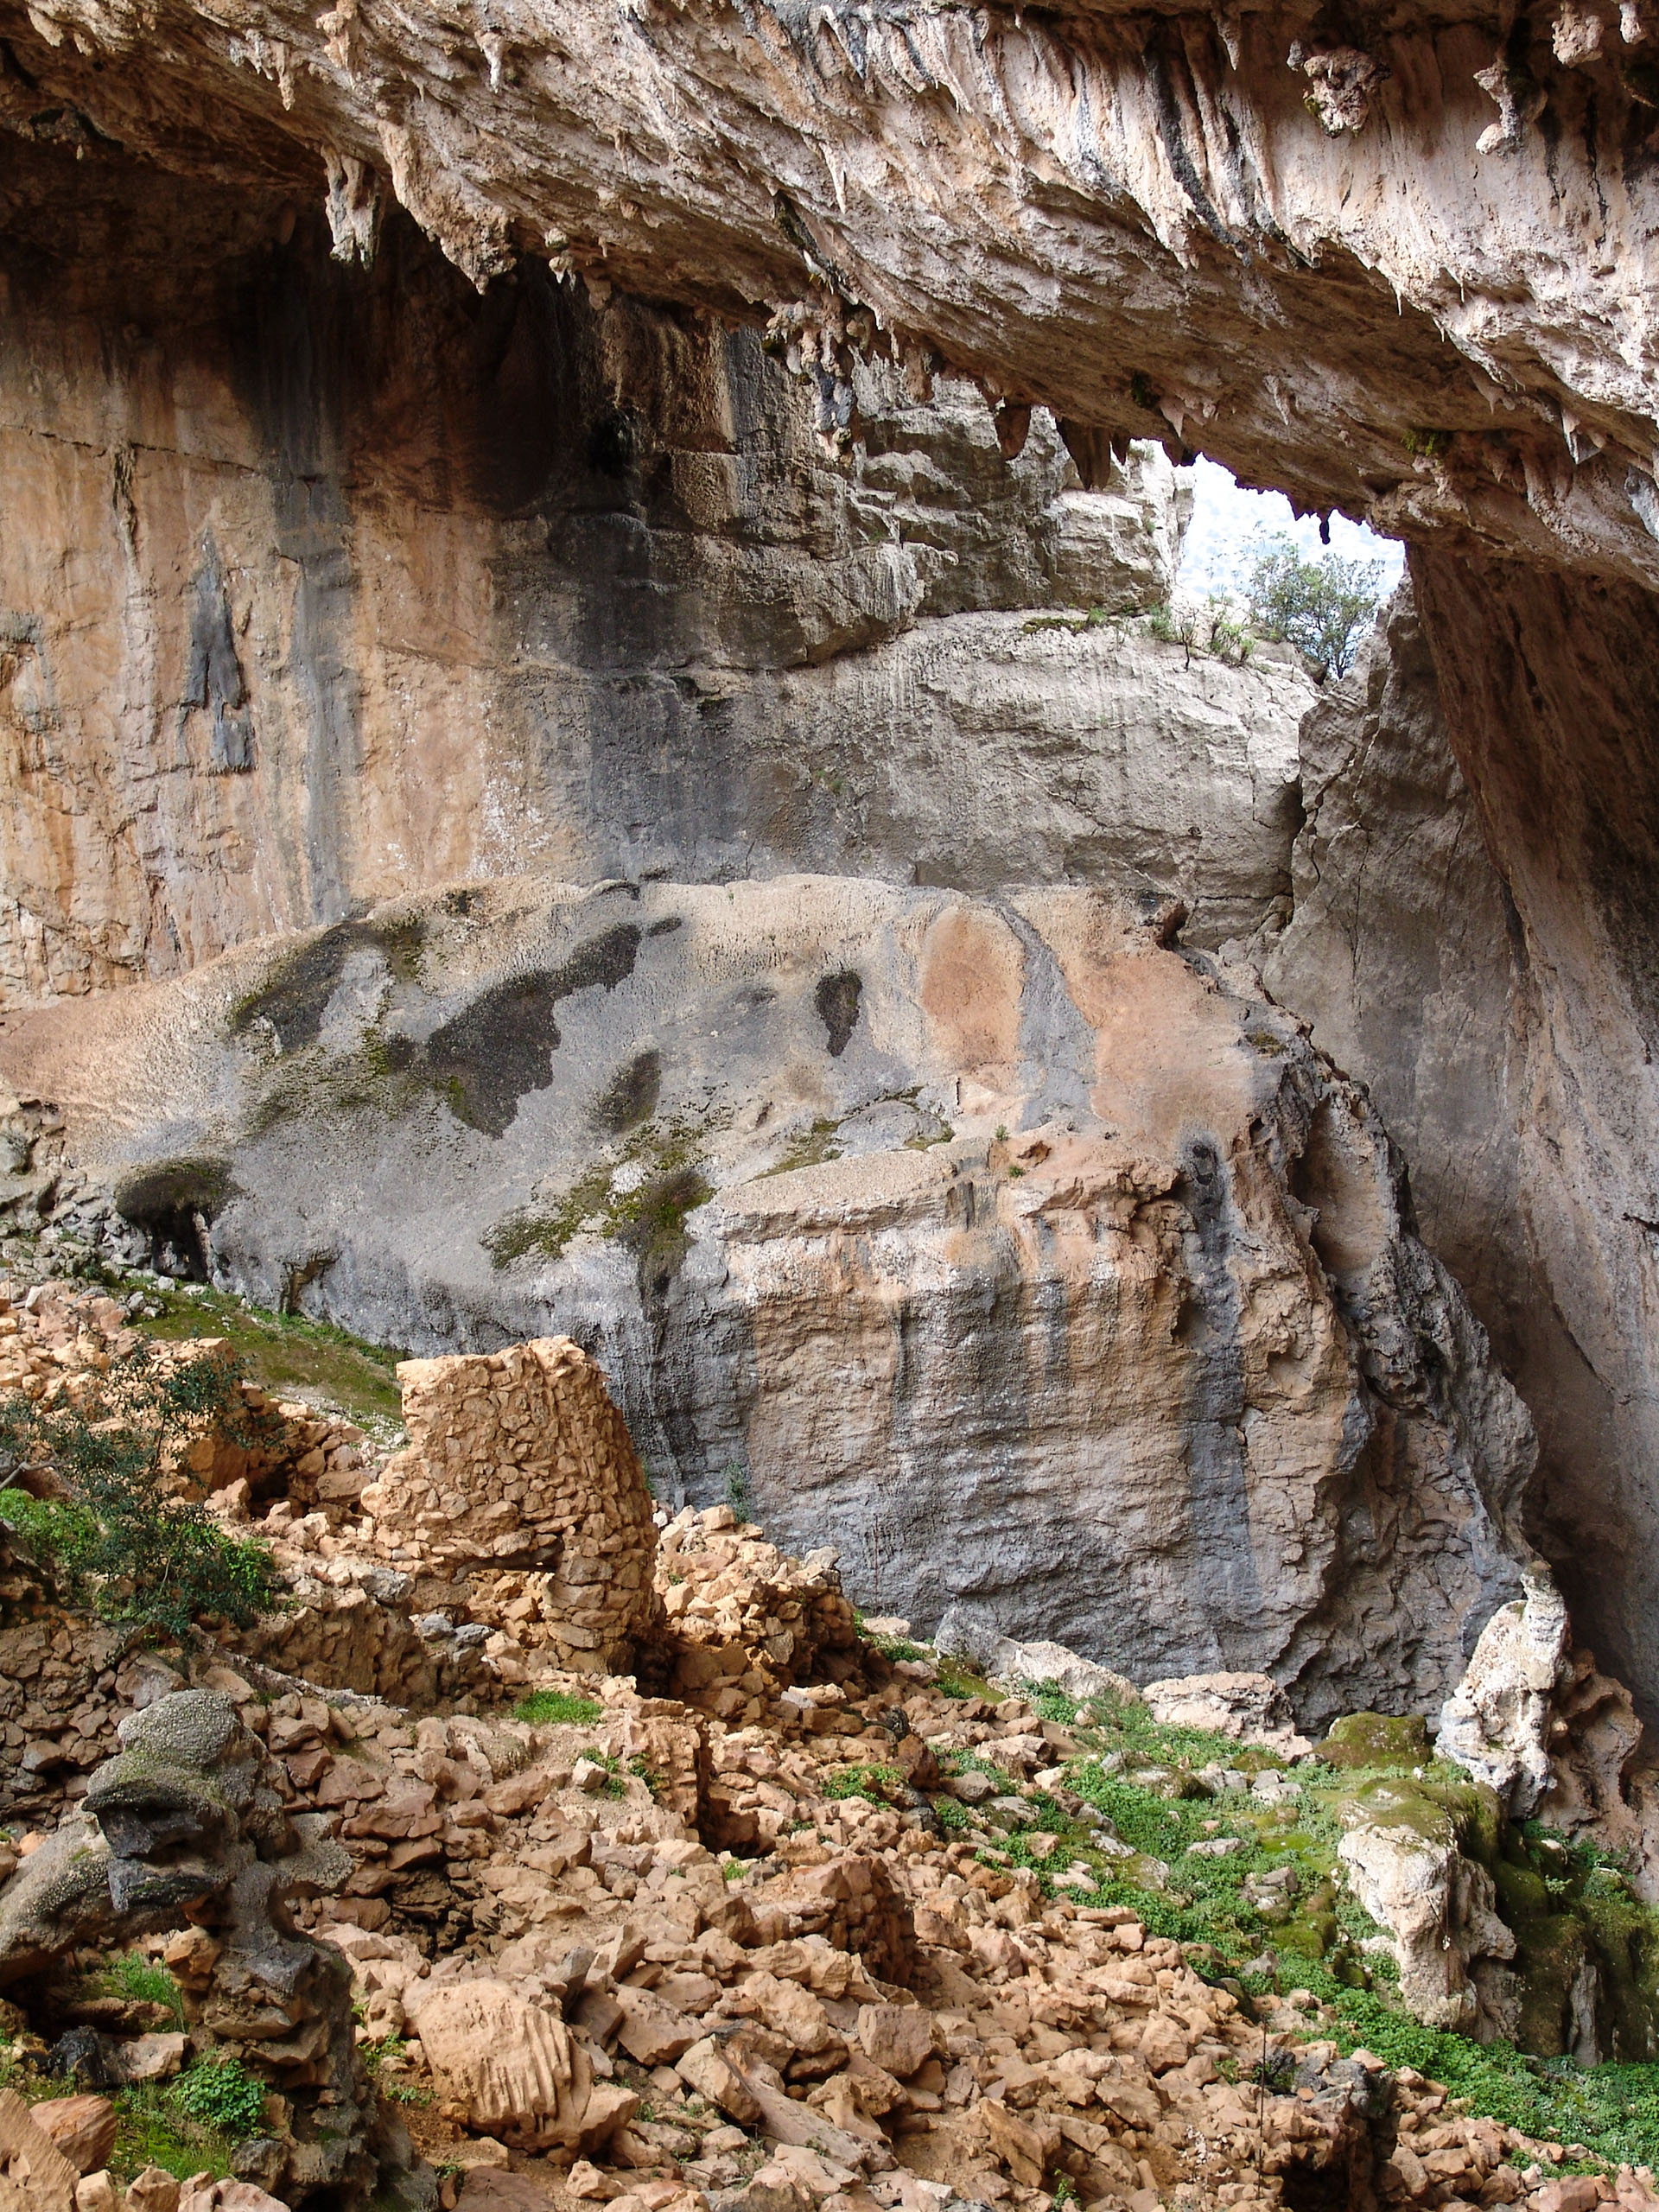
[{"xmin": 649, "ymin": 1509, "xmax": 861, "ymax": 1718}]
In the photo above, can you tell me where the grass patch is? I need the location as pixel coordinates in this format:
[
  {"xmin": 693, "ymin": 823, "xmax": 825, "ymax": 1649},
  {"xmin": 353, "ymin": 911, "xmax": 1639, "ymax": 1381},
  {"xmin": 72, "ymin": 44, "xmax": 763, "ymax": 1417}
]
[
  {"xmin": 113, "ymin": 2083, "xmax": 238, "ymax": 2185},
  {"xmin": 761, "ymin": 1118, "xmax": 844, "ymax": 1177},
  {"xmin": 823, "ymin": 1762, "xmax": 905, "ymax": 1802},
  {"xmin": 95, "ymin": 1952, "xmax": 186, "ymax": 2029},
  {"xmin": 135, "ymin": 1281, "xmax": 405, "ymax": 1429},
  {"xmin": 361, "ymin": 2037, "xmax": 430, "ymax": 2105},
  {"xmin": 575, "ymin": 1747, "xmax": 627, "ymax": 1799},
  {"xmin": 513, "ymin": 1689, "xmax": 602, "ymax": 1726}
]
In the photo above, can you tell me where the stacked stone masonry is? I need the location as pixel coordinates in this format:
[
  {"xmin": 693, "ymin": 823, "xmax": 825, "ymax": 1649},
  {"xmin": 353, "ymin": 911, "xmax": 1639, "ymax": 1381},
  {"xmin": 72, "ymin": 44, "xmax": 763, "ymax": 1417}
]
[{"xmin": 359, "ymin": 1339, "xmax": 658, "ymax": 1673}]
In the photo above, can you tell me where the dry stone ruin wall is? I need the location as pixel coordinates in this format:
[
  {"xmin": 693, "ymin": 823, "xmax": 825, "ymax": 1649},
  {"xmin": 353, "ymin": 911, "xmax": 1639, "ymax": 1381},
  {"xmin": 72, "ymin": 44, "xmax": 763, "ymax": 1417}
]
[{"xmin": 359, "ymin": 1338, "xmax": 660, "ymax": 1673}]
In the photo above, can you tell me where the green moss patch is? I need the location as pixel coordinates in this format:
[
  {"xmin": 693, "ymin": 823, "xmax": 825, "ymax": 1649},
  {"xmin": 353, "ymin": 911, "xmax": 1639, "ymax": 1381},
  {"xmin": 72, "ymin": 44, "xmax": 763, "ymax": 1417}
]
[{"xmin": 135, "ymin": 1283, "xmax": 405, "ymax": 1428}]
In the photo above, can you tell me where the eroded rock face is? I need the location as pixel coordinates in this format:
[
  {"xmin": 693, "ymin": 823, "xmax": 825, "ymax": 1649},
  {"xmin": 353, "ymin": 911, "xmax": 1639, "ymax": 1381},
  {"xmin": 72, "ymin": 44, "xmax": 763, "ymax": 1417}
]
[
  {"xmin": 0, "ymin": 876, "xmax": 1534, "ymax": 1722},
  {"xmin": 1435, "ymin": 1569, "xmax": 1659, "ymax": 1901},
  {"xmin": 0, "ymin": 149, "xmax": 1320, "ymax": 1013},
  {"xmin": 1435, "ymin": 1567, "xmax": 1571, "ymax": 1818},
  {"xmin": 1262, "ymin": 565, "xmax": 1659, "ymax": 1724},
  {"xmin": 0, "ymin": 0, "xmax": 1653, "ymax": 592},
  {"xmin": 4, "ymin": 0, "xmax": 1659, "ymax": 1748},
  {"xmin": 1338, "ymin": 1802, "xmax": 1517, "ymax": 2039}
]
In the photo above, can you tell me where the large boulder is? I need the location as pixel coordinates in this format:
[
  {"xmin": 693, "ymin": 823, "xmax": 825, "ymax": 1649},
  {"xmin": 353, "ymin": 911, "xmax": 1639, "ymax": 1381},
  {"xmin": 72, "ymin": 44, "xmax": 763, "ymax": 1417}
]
[
  {"xmin": 1141, "ymin": 1673, "xmax": 1313, "ymax": 1757},
  {"xmin": 1434, "ymin": 1567, "xmax": 1570, "ymax": 1815},
  {"xmin": 0, "ymin": 1691, "xmax": 409, "ymax": 2212},
  {"xmin": 404, "ymin": 1980, "xmax": 636, "ymax": 2153},
  {"xmin": 1337, "ymin": 1778, "xmax": 1516, "ymax": 2037}
]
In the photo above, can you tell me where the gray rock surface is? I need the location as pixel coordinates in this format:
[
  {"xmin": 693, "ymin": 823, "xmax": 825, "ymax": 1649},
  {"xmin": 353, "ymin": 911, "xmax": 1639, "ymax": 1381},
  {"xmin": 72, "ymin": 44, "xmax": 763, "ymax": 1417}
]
[
  {"xmin": 0, "ymin": 163, "xmax": 1308, "ymax": 1009},
  {"xmin": 1, "ymin": 874, "xmax": 1533, "ymax": 1724},
  {"xmin": 1257, "ymin": 578, "xmax": 1659, "ymax": 1721}
]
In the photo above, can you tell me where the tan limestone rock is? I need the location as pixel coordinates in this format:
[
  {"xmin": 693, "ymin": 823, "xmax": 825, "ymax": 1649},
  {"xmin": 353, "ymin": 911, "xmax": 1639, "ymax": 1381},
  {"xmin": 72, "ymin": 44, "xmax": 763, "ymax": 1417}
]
[
  {"xmin": 405, "ymin": 1978, "xmax": 600, "ymax": 2149},
  {"xmin": 24, "ymin": 2103, "xmax": 115, "ymax": 2180},
  {"xmin": 0, "ymin": 2090, "xmax": 81, "ymax": 2212}
]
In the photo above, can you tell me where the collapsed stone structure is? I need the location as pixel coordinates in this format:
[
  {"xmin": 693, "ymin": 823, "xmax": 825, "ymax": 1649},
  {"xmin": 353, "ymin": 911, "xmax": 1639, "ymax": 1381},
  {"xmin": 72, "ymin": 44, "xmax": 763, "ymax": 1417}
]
[{"xmin": 359, "ymin": 1339, "xmax": 659, "ymax": 1675}]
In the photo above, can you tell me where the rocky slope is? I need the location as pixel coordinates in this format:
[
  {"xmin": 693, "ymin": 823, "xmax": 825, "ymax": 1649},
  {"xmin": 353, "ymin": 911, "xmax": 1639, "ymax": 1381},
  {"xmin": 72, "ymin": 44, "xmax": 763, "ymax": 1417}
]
[
  {"xmin": 0, "ymin": 881, "xmax": 1535, "ymax": 1721},
  {"xmin": 6, "ymin": 0, "xmax": 1659, "ymax": 1746},
  {"xmin": 1, "ymin": 1310, "xmax": 1657, "ymax": 2212}
]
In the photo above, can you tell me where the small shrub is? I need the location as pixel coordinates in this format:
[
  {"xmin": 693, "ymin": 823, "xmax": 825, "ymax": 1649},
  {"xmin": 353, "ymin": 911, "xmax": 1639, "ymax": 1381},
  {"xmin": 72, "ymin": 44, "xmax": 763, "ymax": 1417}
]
[
  {"xmin": 575, "ymin": 1748, "xmax": 626, "ymax": 1799},
  {"xmin": 1251, "ymin": 2046, "xmax": 1298, "ymax": 2092},
  {"xmin": 724, "ymin": 1463, "xmax": 752, "ymax": 1521},
  {"xmin": 512, "ymin": 1689, "xmax": 601, "ymax": 1726},
  {"xmin": 360, "ymin": 2037, "xmax": 429, "ymax": 2105},
  {"xmin": 1243, "ymin": 535, "xmax": 1385, "ymax": 678},
  {"xmin": 169, "ymin": 2056, "xmax": 267, "ymax": 2137},
  {"xmin": 0, "ymin": 1344, "xmax": 282, "ymax": 1643},
  {"xmin": 869, "ymin": 1631, "xmax": 928, "ymax": 1663}
]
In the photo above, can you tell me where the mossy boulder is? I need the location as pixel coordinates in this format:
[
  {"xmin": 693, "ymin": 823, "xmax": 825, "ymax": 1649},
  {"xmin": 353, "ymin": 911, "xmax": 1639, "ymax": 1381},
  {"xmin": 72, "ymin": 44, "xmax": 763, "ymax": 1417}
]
[{"xmin": 1318, "ymin": 1712, "xmax": 1433, "ymax": 1770}]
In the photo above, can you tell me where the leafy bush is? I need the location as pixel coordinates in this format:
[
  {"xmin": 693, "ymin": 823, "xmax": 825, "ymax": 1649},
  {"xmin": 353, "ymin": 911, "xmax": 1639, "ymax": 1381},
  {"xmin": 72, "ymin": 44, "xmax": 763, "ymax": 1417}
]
[
  {"xmin": 512, "ymin": 1689, "xmax": 602, "ymax": 1726},
  {"xmin": 1243, "ymin": 536, "xmax": 1386, "ymax": 677},
  {"xmin": 1142, "ymin": 596, "xmax": 1253, "ymax": 666},
  {"xmin": 0, "ymin": 1344, "xmax": 280, "ymax": 1642},
  {"xmin": 169, "ymin": 2056, "xmax": 267, "ymax": 2137}
]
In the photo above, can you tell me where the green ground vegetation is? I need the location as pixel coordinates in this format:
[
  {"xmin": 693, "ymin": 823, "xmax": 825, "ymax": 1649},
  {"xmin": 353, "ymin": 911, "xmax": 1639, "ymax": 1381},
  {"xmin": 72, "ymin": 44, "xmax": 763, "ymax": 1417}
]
[
  {"xmin": 0, "ymin": 2044, "xmax": 261, "ymax": 2185},
  {"xmin": 137, "ymin": 1287, "xmax": 405, "ymax": 1430},
  {"xmin": 512, "ymin": 1689, "xmax": 603, "ymax": 1726},
  {"xmin": 0, "ymin": 1232, "xmax": 406, "ymax": 1431},
  {"xmin": 922, "ymin": 1670, "xmax": 1659, "ymax": 2171}
]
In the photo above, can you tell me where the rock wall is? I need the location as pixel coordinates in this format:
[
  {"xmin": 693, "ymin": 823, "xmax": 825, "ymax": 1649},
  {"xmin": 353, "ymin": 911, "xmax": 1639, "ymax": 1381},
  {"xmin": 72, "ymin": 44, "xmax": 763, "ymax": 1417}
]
[
  {"xmin": 1257, "ymin": 565, "xmax": 1659, "ymax": 1725},
  {"xmin": 1262, "ymin": 588, "xmax": 1528, "ymax": 1375},
  {"xmin": 0, "ymin": 874, "xmax": 1535, "ymax": 1725},
  {"xmin": 1405, "ymin": 546, "xmax": 1659, "ymax": 1726},
  {"xmin": 0, "ymin": 144, "xmax": 1319, "ymax": 1011}
]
